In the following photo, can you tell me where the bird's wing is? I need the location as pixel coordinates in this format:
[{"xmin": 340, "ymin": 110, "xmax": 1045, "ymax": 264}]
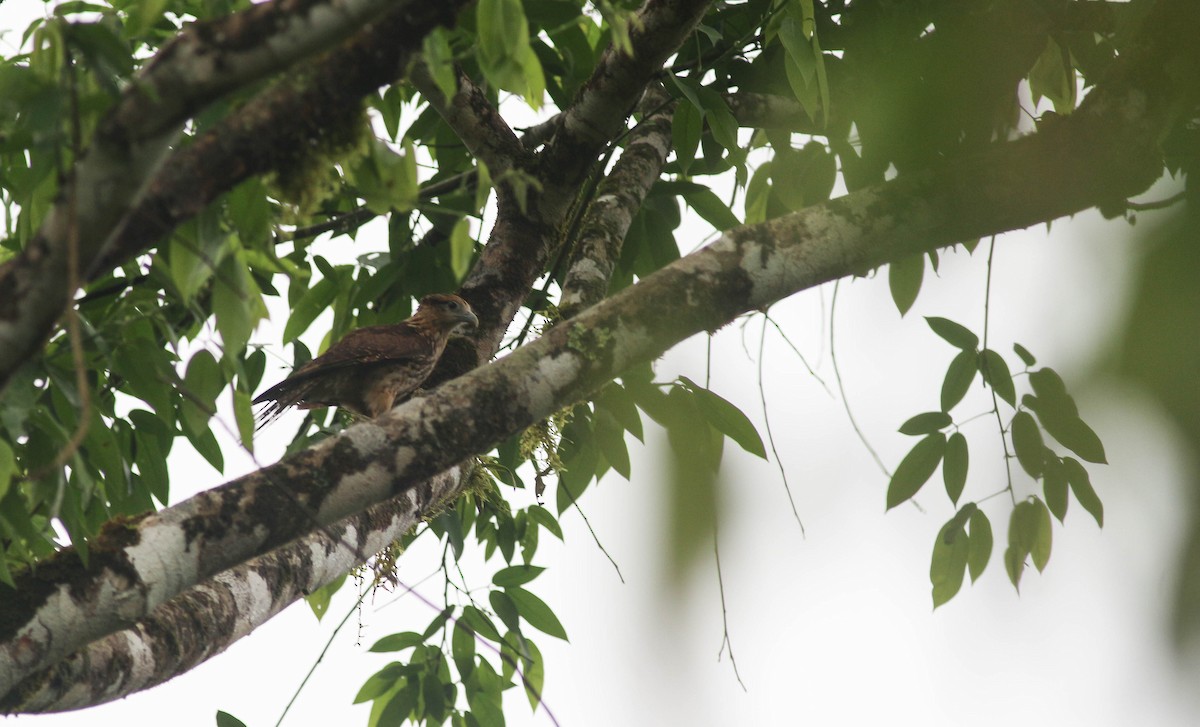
[{"xmin": 252, "ymin": 322, "xmax": 434, "ymax": 405}]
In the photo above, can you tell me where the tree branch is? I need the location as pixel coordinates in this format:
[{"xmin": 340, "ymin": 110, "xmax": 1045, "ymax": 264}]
[
  {"xmin": 3, "ymin": 468, "xmax": 462, "ymax": 712},
  {"xmin": 537, "ymin": 0, "xmax": 713, "ymax": 215},
  {"xmin": 3, "ymin": 24, "xmax": 1187, "ymax": 698},
  {"xmin": 560, "ymin": 92, "xmax": 675, "ymax": 318},
  {"xmin": 409, "ymin": 61, "xmax": 529, "ymax": 177}
]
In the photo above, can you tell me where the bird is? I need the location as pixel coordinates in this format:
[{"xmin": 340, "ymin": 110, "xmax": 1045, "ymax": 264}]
[{"xmin": 253, "ymin": 293, "xmax": 478, "ymax": 425}]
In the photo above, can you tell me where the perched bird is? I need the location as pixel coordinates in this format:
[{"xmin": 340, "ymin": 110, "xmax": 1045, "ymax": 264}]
[{"xmin": 253, "ymin": 293, "xmax": 478, "ymax": 425}]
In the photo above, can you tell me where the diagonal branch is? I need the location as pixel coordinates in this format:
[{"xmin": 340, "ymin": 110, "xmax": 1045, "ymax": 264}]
[
  {"xmin": 537, "ymin": 0, "xmax": 713, "ymax": 215},
  {"xmin": 560, "ymin": 90, "xmax": 675, "ymax": 318}
]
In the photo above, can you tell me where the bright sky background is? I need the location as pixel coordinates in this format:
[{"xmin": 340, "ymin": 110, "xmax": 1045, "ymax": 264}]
[{"xmin": 5, "ymin": 2, "xmax": 1200, "ymax": 726}]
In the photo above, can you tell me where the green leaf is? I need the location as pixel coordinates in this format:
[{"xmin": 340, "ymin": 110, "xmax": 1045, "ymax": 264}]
[
  {"xmin": 682, "ymin": 186, "xmax": 741, "ymax": 231},
  {"xmin": 595, "ymin": 383, "xmax": 643, "ymax": 441},
  {"xmin": 671, "ymin": 102, "xmax": 702, "ymax": 175},
  {"xmin": 744, "ymin": 161, "xmax": 772, "ymax": 224},
  {"xmin": 450, "ymin": 218, "xmax": 475, "ymax": 282},
  {"xmin": 679, "ymin": 377, "xmax": 766, "ymax": 459},
  {"xmin": 1027, "ymin": 368, "xmax": 1107, "ymax": 463},
  {"xmin": 460, "ymin": 605, "xmax": 504, "ymax": 642},
  {"xmin": 941, "ymin": 349, "xmax": 977, "ymax": 412},
  {"xmin": 1010, "ymin": 411, "xmax": 1045, "ymax": 478},
  {"xmin": 886, "ymin": 433, "xmax": 946, "ymax": 510},
  {"xmin": 505, "ymin": 586, "xmax": 568, "ymax": 640},
  {"xmin": 492, "ymin": 564, "xmax": 545, "ymax": 588},
  {"xmin": 233, "ymin": 389, "xmax": 255, "ymax": 453},
  {"xmin": 925, "ymin": 317, "xmax": 979, "ymax": 350},
  {"xmin": 979, "ymin": 349, "xmax": 1016, "ymax": 407},
  {"xmin": 1063, "ymin": 456, "xmax": 1103, "ymax": 527},
  {"xmin": 180, "ymin": 350, "xmax": 223, "ymax": 436},
  {"xmin": 451, "ymin": 620, "xmax": 476, "ymax": 679},
  {"xmin": 592, "ymin": 407, "xmax": 631, "ymax": 479},
  {"xmin": 282, "ymin": 276, "xmax": 339, "ymax": 343},
  {"xmin": 1031, "ymin": 497, "xmax": 1053, "ymax": 573},
  {"xmin": 1013, "ymin": 342, "xmax": 1037, "ymax": 367},
  {"xmin": 1042, "ymin": 454, "xmax": 1068, "ymax": 522},
  {"xmin": 521, "ymin": 638, "xmax": 545, "ymax": 711},
  {"xmin": 930, "ymin": 516, "xmax": 970, "ymax": 608},
  {"xmin": 695, "ymin": 87, "xmax": 740, "ymax": 153},
  {"xmin": 374, "ymin": 681, "xmax": 419, "ymax": 727},
  {"xmin": 213, "ymin": 255, "xmax": 267, "ymax": 358},
  {"xmin": 0, "ymin": 439, "xmax": 15, "ymax": 502},
  {"xmin": 1005, "ymin": 498, "xmax": 1052, "ymax": 588},
  {"xmin": 489, "ymin": 590, "xmax": 521, "ymax": 633},
  {"xmin": 943, "ymin": 432, "xmax": 968, "ymax": 504},
  {"xmin": 526, "ymin": 505, "xmax": 563, "ymax": 540},
  {"xmin": 888, "ymin": 254, "xmax": 923, "ymax": 315},
  {"xmin": 370, "ymin": 631, "xmax": 425, "ymax": 652},
  {"xmin": 422, "ymin": 28, "xmax": 458, "ymax": 101},
  {"xmin": 355, "ymin": 663, "xmax": 405, "ymax": 704},
  {"xmin": 215, "ymin": 711, "xmax": 248, "ymax": 727},
  {"xmin": 304, "ymin": 573, "xmax": 346, "ymax": 621},
  {"xmin": 899, "ymin": 411, "xmax": 952, "ymax": 436},
  {"xmin": 967, "ymin": 509, "xmax": 992, "ymax": 582}
]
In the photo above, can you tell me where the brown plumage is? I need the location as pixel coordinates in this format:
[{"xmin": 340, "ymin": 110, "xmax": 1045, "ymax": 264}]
[{"xmin": 253, "ymin": 293, "xmax": 478, "ymax": 425}]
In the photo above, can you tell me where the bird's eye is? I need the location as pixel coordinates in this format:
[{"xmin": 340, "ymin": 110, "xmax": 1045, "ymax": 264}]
[{"xmin": 447, "ymin": 301, "xmax": 459, "ymax": 309}]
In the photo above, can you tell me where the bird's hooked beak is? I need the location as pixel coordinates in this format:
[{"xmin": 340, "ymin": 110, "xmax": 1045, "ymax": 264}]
[{"xmin": 455, "ymin": 307, "xmax": 480, "ymax": 331}]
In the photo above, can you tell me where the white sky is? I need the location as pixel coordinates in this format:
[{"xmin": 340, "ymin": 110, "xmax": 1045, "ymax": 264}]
[{"xmin": 4, "ymin": 1, "xmax": 1200, "ymax": 725}]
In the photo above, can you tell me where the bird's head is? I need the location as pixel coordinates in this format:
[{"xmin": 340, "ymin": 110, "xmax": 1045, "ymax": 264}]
[{"xmin": 417, "ymin": 293, "xmax": 479, "ymax": 333}]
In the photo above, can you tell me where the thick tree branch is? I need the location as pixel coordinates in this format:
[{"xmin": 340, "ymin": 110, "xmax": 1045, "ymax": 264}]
[
  {"xmin": 0, "ymin": 0, "xmax": 468, "ymax": 393},
  {"xmin": 560, "ymin": 93, "xmax": 675, "ymax": 318},
  {"xmin": 4, "ymin": 469, "xmax": 462, "ymax": 712},
  {"xmin": 3, "ymin": 21, "xmax": 1189, "ymax": 697}
]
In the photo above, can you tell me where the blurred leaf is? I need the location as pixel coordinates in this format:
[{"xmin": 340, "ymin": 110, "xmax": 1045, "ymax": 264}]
[
  {"xmin": 899, "ymin": 411, "xmax": 952, "ymax": 436},
  {"xmin": 888, "ymin": 254, "xmax": 924, "ymax": 316},
  {"xmin": 0, "ymin": 439, "xmax": 15, "ymax": 502},
  {"xmin": 886, "ymin": 433, "xmax": 946, "ymax": 509},
  {"xmin": 676, "ymin": 95, "xmax": 700, "ymax": 175},
  {"xmin": 1063, "ymin": 456, "xmax": 1103, "ymax": 527},
  {"xmin": 926, "ymin": 317, "xmax": 979, "ymax": 350},
  {"xmin": 678, "ymin": 377, "xmax": 766, "ymax": 459},
  {"xmin": 967, "ymin": 509, "xmax": 992, "ymax": 582},
  {"xmin": 450, "ymin": 218, "xmax": 475, "ymax": 282},
  {"xmin": 1042, "ymin": 454, "xmax": 1068, "ymax": 522},
  {"xmin": 941, "ymin": 350, "xmax": 977, "ymax": 412},
  {"xmin": 422, "ymin": 28, "xmax": 458, "ymax": 101},
  {"xmin": 1013, "ymin": 342, "xmax": 1037, "ymax": 367},
  {"xmin": 1027, "ymin": 368, "xmax": 1107, "ymax": 464},
  {"xmin": 943, "ymin": 432, "xmax": 968, "ymax": 504},
  {"xmin": 1010, "ymin": 411, "xmax": 1045, "ymax": 478},
  {"xmin": 215, "ymin": 711, "xmax": 248, "ymax": 727},
  {"xmin": 979, "ymin": 349, "xmax": 1016, "ymax": 407},
  {"xmin": 930, "ymin": 515, "xmax": 970, "ymax": 608}
]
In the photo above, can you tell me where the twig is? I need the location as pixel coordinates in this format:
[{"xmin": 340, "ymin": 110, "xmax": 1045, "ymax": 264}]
[
  {"xmin": 713, "ymin": 521, "xmax": 747, "ymax": 691},
  {"xmin": 829, "ymin": 282, "xmax": 890, "ymax": 477},
  {"xmin": 758, "ymin": 314, "xmax": 805, "ymax": 534},
  {"xmin": 981, "ymin": 236, "xmax": 1016, "ymax": 503}
]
